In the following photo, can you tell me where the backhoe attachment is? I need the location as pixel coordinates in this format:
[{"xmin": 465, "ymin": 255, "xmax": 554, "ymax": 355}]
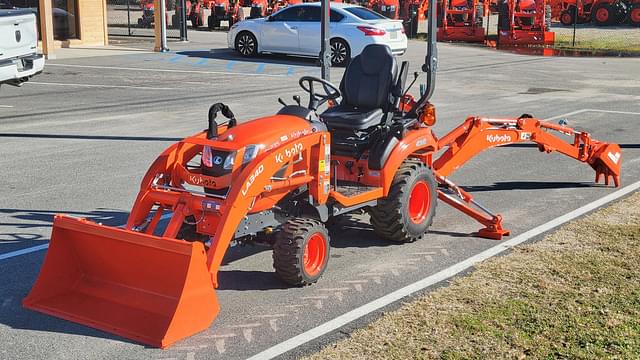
[{"xmin": 432, "ymin": 115, "xmax": 622, "ymax": 239}]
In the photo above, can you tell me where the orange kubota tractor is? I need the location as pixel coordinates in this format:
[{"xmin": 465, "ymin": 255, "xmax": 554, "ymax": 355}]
[
  {"xmin": 24, "ymin": 0, "xmax": 621, "ymax": 349},
  {"xmin": 369, "ymin": 0, "xmax": 401, "ymax": 18},
  {"xmin": 208, "ymin": 0, "xmax": 240, "ymax": 28},
  {"xmin": 437, "ymin": 0, "xmax": 486, "ymax": 42},
  {"xmin": 497, "ymin": 0, "xmax": 554, "ymax": 46},
  {"xmin": 557, "ymin": 0, "xmax": 633, "ymax": 25}
]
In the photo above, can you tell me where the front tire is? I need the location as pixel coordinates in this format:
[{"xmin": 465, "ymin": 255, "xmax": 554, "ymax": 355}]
[
  {"xmin": 235, "ymin": 31, "xmax": 258, "ymax": 57},
  {"xmin": 273, "ymin": 218, "xmax": 330, "ymax": 286},
  {"xmin": 369, "ymin": 160, "xmax": 437, "ymax": 243},
  {"xmin": 560, "ymin": 8, "xmax": 575, "ymax": 25},
  {"xmin": 330, "ymin": 38, "xmax": 350, "ymax": 67}
]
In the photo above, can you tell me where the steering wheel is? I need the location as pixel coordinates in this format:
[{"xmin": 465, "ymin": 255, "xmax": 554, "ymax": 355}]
[{"xmin": 298, "ymin": 76, "xmax": 341, "ymax": 111}]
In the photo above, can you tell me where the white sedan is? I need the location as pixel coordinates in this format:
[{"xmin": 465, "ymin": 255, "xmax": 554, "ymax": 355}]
[{"xmin": 227, "ymin": 2, "xmax": 407, "ymax": 66}]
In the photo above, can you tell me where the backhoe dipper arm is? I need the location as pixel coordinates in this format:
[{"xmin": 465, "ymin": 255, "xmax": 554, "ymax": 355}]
[{"xmin": 432, "ymin": 116, "xmax": 622, "ymax": 186}]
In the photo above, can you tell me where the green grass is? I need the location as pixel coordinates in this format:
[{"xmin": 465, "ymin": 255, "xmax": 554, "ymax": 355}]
[
  {"xmin": 307, "ymin": 193, "xmax": 640, "ymax": 360},
  {"xmin": 554, "ymin": 36, "xmax": 640, "ymax": 53}
]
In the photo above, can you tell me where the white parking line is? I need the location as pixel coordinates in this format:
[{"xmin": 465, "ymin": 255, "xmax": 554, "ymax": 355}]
[
  {"xmin": 0, "ymin": 105, "xmax": 14, "ymax": 108},
  {"xmin": 247, "ymin": 179, "xmax": 640, "ymax": 360},
  {"xmin": 45, "ymin": 63, "xmax": 288, "ymax": 78},
  {"xmin": 0, "ymin": 244, "xmax": 50, "ymax": 261},
  {"xmin": 28, "ymin": 82, "xmax": 177, "ymax": 91}
]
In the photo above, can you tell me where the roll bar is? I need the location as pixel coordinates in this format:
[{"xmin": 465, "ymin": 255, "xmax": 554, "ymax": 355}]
[{"xmin": 412, "ymin": 0, "xmax": 438, "ymax": 114}]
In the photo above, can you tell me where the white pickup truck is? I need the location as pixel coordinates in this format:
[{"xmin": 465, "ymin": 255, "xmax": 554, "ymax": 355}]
[{"xmin": 0, "ymin": 6, "xmax": 44, "ymax": 87}]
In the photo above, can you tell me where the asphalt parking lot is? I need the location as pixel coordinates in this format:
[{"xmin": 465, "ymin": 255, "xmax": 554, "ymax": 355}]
[{"xmin": 1, "ymin": 31, "xmax": 639, "ymax": 360}]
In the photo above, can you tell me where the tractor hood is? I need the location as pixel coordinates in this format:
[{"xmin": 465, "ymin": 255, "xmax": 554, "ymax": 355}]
[{"xmin": 216, "ymin": 115, "xmax": 315, "ymax": 151}]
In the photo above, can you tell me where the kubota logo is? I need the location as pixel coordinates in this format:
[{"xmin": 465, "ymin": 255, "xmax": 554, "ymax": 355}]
[
  {"xmin": 486, "ymin": 134, "xmax": 513, "ymax": 143},
  {"xmin": 188, "ymin": 174, "xmax": 216, "ymax": 188}
]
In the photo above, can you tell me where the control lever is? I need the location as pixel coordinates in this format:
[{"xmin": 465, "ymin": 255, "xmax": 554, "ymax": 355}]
[
  {"xmin": 401, "ymin": 72, "xmax": 420, "ymax": 116},
  {"xmin": 278, "ymin": 97, "xmax": 287, "ymax": 107},
  {"xmin": 293, "ymin": 95, "xmax": 301, "ymax": 106}
]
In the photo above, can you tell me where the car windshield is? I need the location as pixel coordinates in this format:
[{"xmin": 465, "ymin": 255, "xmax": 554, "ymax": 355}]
[
  {"xmin": 344, "ymin": 7, "xmax": 386, "ymax": 20},
  {"xmin": 0, "ymin": 0, "xmax": 14, "ymax": 9}
]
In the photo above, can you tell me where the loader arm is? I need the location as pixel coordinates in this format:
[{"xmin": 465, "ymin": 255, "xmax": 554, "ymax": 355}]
[{"xmin": 204, "ymin": 132, "xmax": 328, "ymax": 286}]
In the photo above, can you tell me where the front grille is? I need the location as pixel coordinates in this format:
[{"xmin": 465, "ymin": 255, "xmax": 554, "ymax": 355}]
[{"xmin": 202, "ymin": 149, "xmax": 232, "ymax": 177}]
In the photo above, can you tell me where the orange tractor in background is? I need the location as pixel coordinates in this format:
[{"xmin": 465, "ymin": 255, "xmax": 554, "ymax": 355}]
[
  {"xmin": 369, "ymin": 0, "xmax": 401, "ymax": 18},
  {"xmin": 401, "ymin": 0, "xmax": 430, "ymax": 36},
  {"xmin": 208, "ymin": 0, "xmax": 240, "ymax": 28},
  {"xmin": 437, "ymin": 0, "xmax": 486, "ymax": 42},
  {"xmin": 269, "ymin": 0, "xmax": 304, "ymax": 15},
  {"xmin": 23, "ymin": 0, "xmax": 620, "ymax": 350},
  {"xmin": 497, "ymin": 0, "xmax": 554, "ymax": 46},
  {"xmin": 556, "ymin": 0, "xmax": 637, "ymax": 25}
]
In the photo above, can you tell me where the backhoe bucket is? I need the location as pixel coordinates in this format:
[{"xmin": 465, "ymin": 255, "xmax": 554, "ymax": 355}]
[{"xmin": 23, "ymin": 215, "xmax": 219, "ymax": 349}]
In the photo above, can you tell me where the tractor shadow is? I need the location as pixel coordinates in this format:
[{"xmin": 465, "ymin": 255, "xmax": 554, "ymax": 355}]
[
  {"xmin": 217, "ymin": 270, "xmax": 291, "ymax": 291},
  {"xmin": 177, "ymin": 49, "xmax": 319, "ymax": 67},
  {"xmin": 463, "ymin": 181, "xmax": 597, "ymax": 192},
  {"xmin": 0, "ymin": 208, "xmax": 138, "ymax": 347},
  {"xmin": 0, "ymin": 208, "xmax": 129, "ymax": 254}
]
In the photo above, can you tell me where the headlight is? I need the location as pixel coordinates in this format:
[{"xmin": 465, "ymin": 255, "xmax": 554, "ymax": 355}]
[
  {"xmin": 202, "ymin": 145, "xmax": 213, "ymax": 167},
  {"xmin": 223, "ymin": 151, "xmax": 236, "ymax": 170},
  {"xmin": 230, "ymin": 22, "xmax": 239, "ymax": 30},
  {"xmin": 242, "ymin": 144, "xmax": 263, "ymax": 165}
]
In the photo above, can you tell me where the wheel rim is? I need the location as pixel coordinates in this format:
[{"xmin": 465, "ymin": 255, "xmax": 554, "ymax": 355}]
[
  {"xmin": 561, "ymin": 12, "xmax": 572, "ymax": 24},
  {"xmin": 238, "ymin": 34, "xmax": 255, "ymax": 55},
  {"xmin": 408, "ymin": 180, "xmax": 430, "ymax": 224},
  {"xmin": 331, "ymin": 41, "xmax": 347, "ymax": 65},
  {"xmin": 631, "ymin": 8, "xmax": 640, "ymax": 22},
  {"xmin": 596, "ymin": 7, "xmax": 609, "ymax": 22},
  {"xmin": 303, "ymin": 233, "xmax": 326, "ymax": 277}
]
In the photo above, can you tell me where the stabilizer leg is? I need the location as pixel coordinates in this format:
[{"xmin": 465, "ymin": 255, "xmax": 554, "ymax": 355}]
[{"xmin": 436, "ymin": 175, "xmax": 510, "ymax": 240}]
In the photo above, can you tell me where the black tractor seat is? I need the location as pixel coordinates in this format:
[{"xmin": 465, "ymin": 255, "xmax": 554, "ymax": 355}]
[
  {"xmin": 321, "ymin": 44, "xmax": 399, "ymax": 132},
  {"xmin": 320, "ymin": 106, "xmax": 383, "ymax": 130},
  {"xmin": 320, "ymin": 44, "xmax": 402, "ymax": 160}
]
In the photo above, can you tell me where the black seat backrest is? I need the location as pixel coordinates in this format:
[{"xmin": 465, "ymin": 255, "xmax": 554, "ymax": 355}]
[{"xmin": 339, "ymin": 44, "xmax": 398, "ymax": 113}]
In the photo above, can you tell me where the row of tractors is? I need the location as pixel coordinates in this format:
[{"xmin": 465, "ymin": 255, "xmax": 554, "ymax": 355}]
[
  {"xmin": 137, "ymin": 0, "xmax": 637, "ymax": 47},
  {"xmin": 138, "ymin": 0, "xmax": 310, "ymax": 30},
  {"xmin": 552, "ymin": 0, "xmax": 640, "ymax": 26}
]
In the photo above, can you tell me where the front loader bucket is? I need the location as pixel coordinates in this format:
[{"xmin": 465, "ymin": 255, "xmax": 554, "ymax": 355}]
[{"xmin": 23, "ymin": 215, "xmax": 219, "ymax": 348}]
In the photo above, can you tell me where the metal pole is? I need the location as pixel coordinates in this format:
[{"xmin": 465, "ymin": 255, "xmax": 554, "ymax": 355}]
[
  {"xmin": 572, "ymin": 0, "xmax": 578, "ymax": 47},
  {"xmin": 160, "ymin": 0, "xmax": 170, "ymax": 51},
  {"xmin": 320, "ymin": 0, "xmax": 330, "ymax": 81},
  {"xmin": 180, "ymin": 0, "xmax": 188, "ymax": 41},
  {"xmin": 127, "ymin": 0, "xmax": 131, "ymax": 36}
]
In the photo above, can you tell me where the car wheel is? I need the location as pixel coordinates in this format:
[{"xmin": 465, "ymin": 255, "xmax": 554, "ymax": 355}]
[
  {"xmin": 235, "ymin": 31, "xmax": 258, "ymax": 57},
  {"xmin": 330, "ymin": 39, "xmax": 350, "ymax": 67}
]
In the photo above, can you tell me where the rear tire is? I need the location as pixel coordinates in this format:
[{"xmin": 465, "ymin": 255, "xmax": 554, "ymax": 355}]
[
  {"xmin": 592, "ymin": 3, "xmax": 615, "ymax": 25},
  {"xmin": 369, "ymin": 160, "xmax": 437, "ymax": 243},
  {"xmin": 273, "ymin": 218, "xmax": 330, "ymax": 286},
  {"xmin": 235, "ymin": 31, "xmax": 258, "ymax": 57},
  {"xmin": 330, "ymin": 38, "xmax": 350, "ymax": 67},
  {"xmin": 560, "ymin": 8, "xmax": 575, "ymax": 25},
  {"xmin": 630, "ymin": 5, "xmax": 640, "ymax": 25}
]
